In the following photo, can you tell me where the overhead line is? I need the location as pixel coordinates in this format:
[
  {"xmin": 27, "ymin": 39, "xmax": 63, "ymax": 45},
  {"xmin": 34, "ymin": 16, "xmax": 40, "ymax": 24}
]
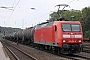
[
  {"xmin": 33, "ymin": 0, "xmax": 79, "ymax": 21},
  {"xmin": 67, "ymin": 0, "xmax": 75, "ymax": 4},
  {"xmin": 38, "ymin": 0, "xmax": 48, "ymax": 9},
  {"xmin": 12, "ymin": 0, "xmax": 16, "ymax": 7},
  {"xmin": 8, "ymin": 0, "xmax": 20, "ymax": 20},
  {"xmin": 8, "ymin": 0, "xmax": 16, "ymax": 20}
]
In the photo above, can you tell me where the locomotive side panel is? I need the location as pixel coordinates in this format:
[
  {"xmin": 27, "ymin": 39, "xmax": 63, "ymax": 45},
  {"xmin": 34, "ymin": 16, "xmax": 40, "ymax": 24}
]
[
  {"xmin": 34, "ymin": 28, "xmax": 43, "ymax": 42},
  {"xmin": 42, "ymin": 26, "xmax": 55, "ymax": 42},
  {"xmin": 34, "ymin": 22, "xmax": 57, "ymax": 46},
  {"xmin": 34, "ymin": 26, "xmax": 56, "ymax": 46}
]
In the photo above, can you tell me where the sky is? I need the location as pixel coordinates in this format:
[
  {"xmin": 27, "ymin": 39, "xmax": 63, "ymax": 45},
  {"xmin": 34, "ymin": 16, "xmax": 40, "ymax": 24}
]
[{"xmin": 0, "ymin": 0, "xmax": 90, "ymax": 29}]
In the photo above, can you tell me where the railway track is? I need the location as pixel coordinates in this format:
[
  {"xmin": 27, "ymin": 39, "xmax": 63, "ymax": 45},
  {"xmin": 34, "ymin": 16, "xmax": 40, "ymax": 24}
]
[
  {"xmin": 1, "ymin": 40, "xmax": 37, "ymax": 60},
  {"xmin": 59, "ymin": 54, "xmax": 89, "ymax": 60},
  {"xmin": 1, "ymin": 39, "xmax": 90, "ymax": 60},
  {"xmin": 83, "ymin": 42, "xmax": 90, "ymax": 53},
  {"xmin": 39, "ymin": 43, "xmax": 90, "ymax": 60},
  {"xmin": 74, "ymin": 52, "xmax": 90, "ymax": 59},
  {"xmin": 1, "ymin": 39, "xmax": 70, "ymax": 60},
  {"xmin": 49, "ymin": 51, "xmax": 90, "ymax": 60},
  {"xmin": 35, "ymin": 45, "xmax": 90, "ymax": 60}
]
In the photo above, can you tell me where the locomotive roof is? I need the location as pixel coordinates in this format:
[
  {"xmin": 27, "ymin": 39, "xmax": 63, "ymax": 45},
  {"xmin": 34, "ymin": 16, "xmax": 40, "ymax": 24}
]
[
  {"xmin": 55, "ymin": 21, "xmax": 80, "ymax": 24},
  {"xmin": 37, "ymin": 22, "xmax": 49, "ymax": 25}
]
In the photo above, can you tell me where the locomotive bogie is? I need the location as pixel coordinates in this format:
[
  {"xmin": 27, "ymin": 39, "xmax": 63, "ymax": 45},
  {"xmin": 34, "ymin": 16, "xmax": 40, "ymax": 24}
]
[{"xmin": 61, "ymin": 44, "xmax": 83, "ymax": 54}]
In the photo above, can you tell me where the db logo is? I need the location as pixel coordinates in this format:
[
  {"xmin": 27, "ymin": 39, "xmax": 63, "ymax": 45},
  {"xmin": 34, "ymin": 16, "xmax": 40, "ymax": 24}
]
[{"xmin": 71, "ymin": 35, "xmax": 74, "ymax": 38}]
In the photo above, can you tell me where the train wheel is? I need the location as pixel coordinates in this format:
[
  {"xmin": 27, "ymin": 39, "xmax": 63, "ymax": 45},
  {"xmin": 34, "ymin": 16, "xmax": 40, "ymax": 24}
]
[
  {"xmin": 28, "ymin": 40, "xmax": 31, "ymax": 45},
  {"xmin": 54, "ymin": 47, "xmax": 60, "ymax": 55}
]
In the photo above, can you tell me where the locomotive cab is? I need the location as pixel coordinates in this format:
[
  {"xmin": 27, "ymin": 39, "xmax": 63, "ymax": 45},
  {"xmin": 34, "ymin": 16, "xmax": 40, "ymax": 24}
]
[{"xmin": 54, "ymin": 21, "xmax": 84, "ymax": 54}]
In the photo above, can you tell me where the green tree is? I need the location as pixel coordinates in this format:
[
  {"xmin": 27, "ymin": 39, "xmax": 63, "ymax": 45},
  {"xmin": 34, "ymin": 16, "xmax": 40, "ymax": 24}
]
[
  {"xmin": 47, "ymin": 9, "xmax": 82, "ymax": 22},
  {"xmin": 0, "ymin": 26, "xmax": 21, "ymax": 38},
  {"xmin": 47, "ymin": 12, "xmax": 59, "ymax": 22},
  {"xmin": 81, "ymin": 7, "xmax": 90, "ymax": 31},
  {"xmin": 84, "ymin": 30, "xmax": 90, "ymax": 38}
]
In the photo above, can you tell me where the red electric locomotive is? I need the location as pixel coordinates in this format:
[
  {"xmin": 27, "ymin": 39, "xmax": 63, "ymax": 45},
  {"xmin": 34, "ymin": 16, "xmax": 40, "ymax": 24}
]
[{"xmin": 34, "ymin": 21, "xmax": 83, "ymax": 54}]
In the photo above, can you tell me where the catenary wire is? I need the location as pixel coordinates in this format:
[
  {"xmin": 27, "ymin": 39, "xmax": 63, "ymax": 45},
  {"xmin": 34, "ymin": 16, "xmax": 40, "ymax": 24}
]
[{"xmin": 8, "ymin": 0, "xmax": 20, "ymax": 20}]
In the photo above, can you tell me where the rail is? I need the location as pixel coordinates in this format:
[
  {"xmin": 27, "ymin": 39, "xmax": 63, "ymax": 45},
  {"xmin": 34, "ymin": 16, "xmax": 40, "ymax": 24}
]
[{"xmin": 1, "ymin": 40, "xmax": 37, "ymax": 60}]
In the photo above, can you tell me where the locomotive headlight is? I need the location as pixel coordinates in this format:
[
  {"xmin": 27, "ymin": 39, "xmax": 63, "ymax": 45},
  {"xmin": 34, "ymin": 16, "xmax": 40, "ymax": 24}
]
[
  {"xmin": 63, "ymin": 40, "xmax": 67, "ymax": 42},
  {"xmin": 78, "ymin": 40, "xmax": 82, "ymax": 42},
  {"xmin": 63, "ymin": 35, "xmax": 70, "ymax": 38}
]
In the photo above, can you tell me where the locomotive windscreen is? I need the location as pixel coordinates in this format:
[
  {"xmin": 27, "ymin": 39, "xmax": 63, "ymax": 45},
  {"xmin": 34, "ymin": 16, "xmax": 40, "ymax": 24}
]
[
  {"xmin": 62, "ymin": 24, "xmax": 71, "ymax": 31},
  {"xmin": 62, "ymin": 24, "xmax": 80, "ymax": 32},
  {"xmin": 71, "ymin": 24, "xmax": 80, "ymax": 31}
]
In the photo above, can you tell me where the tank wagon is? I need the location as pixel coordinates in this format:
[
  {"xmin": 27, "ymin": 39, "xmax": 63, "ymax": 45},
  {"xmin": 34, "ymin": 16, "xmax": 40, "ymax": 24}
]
[
  {"xmin": 4, "ymin": 20, "xmax": 84, "ymax": 54},
  {"xmin": 22, "ymin": 27, "xmax": 33, "ymax": 44}
]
